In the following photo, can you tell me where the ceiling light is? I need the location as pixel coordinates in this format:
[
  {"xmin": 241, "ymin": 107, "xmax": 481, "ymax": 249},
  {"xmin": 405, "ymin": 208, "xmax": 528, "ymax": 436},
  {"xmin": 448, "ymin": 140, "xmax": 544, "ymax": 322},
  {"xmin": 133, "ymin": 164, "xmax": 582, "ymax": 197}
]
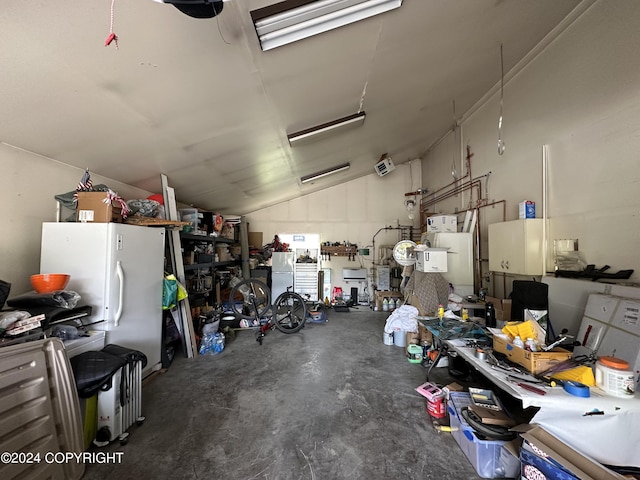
[
  {"xmin": 301, "ymin": 163, "xmax": 350, "ymax": 184},
  {"xmin": 288, "ymin": 112, "xmax": 366, "ymax": 146},
  {"xmin": 251, "ymin": 0, "xmax": 403, "ymax": 51}
]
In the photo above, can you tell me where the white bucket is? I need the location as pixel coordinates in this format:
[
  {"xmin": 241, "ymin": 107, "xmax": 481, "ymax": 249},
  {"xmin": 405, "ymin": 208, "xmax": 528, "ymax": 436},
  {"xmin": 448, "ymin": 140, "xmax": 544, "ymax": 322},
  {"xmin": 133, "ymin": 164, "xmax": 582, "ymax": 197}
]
[
  {"xmin": 595, "ymin": 357, "xmax": 635, "ymax": 397},
  {"xmin": 393, "ymin": 330, "xmax": 406, "ymax": 347},
  {"xmin": 383, "ymin": 332, "xmax": 394, "ymax": 346}
]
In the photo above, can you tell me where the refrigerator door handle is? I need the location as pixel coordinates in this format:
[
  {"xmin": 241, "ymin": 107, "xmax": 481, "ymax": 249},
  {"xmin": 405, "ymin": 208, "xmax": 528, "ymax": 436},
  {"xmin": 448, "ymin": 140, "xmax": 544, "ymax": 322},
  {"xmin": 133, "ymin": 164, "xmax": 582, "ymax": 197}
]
[{"xmin": 115, "ymin": 260, "xmax": 125, "ymax": 326}]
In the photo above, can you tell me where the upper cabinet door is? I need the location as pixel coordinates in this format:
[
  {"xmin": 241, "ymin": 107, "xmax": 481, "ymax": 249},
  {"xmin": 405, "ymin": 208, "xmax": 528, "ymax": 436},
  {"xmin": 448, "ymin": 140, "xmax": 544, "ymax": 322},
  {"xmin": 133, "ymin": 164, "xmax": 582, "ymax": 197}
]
[{"xmin": 488, "ymin": 219, "xmax": 544, "ymax": 275}]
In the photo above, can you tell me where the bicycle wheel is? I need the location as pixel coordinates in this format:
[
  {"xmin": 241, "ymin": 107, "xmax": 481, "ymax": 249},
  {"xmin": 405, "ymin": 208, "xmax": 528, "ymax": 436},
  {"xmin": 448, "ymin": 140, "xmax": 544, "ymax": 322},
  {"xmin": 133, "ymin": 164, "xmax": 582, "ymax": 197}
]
[
  {"xmin": 272, "ymin": 291, "xmax": 307, "ymax": 333},
  {"xmin": 228, "ymin": 278, "xmax": 271, "ymax": 320}
]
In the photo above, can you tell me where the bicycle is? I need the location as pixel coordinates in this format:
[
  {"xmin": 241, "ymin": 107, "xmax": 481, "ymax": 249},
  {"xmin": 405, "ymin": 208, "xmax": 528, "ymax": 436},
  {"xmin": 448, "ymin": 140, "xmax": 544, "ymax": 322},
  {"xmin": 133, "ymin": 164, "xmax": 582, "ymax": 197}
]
[{"xmin": 228, "ymin": 278, "xmax": 307, "ymax": 345}]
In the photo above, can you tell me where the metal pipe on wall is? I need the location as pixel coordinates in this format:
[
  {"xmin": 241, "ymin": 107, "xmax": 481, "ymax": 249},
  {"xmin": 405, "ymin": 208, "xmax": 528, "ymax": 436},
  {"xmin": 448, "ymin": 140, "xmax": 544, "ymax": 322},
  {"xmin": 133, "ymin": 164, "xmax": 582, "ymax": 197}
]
[{"xmin": 542, "ymin": 145, "xmax": 549, "ymax": 276}]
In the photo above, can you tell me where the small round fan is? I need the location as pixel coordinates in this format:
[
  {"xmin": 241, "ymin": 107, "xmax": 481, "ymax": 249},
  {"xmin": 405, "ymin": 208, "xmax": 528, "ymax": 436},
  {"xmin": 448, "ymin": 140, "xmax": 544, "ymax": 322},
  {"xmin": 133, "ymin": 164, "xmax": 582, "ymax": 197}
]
[{"xmin": 392, "ymin": 240, "xmax": 417, "ymax": 266}]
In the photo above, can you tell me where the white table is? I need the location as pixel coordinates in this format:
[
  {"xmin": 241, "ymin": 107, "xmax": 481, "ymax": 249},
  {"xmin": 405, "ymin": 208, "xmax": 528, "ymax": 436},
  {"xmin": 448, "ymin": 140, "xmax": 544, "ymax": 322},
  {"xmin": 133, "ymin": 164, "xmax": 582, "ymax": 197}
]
[{"xmin": 448, "ymin": 340, "xmax": 640, "ymax": 468}]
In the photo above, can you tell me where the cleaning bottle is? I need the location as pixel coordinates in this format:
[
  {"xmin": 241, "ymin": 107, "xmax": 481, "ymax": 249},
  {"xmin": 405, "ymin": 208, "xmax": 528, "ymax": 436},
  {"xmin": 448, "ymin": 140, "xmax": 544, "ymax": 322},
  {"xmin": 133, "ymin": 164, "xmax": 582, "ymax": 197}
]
[
  {"xmin": 525, "ymin": 337, "xmax": 538, "ymax": 351},
  {"xmin": 513, "ymin": 335, "xmax": 525, "ymax": 349},
  {"xmin": 382, "ymin": 298, "xmax": 389, "ymax": 312}
]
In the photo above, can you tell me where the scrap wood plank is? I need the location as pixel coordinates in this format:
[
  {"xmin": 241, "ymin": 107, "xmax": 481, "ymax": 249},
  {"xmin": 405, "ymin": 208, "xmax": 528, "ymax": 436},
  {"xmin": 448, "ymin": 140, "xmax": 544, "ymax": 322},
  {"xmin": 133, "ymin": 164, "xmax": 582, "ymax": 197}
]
[
  {"xmin": 161, "ymin": 174, "xmax": 197, "ymax": 358},
  {"xmin": 125, "ymin": 216, "xmax": 191, "ymax": 229}
]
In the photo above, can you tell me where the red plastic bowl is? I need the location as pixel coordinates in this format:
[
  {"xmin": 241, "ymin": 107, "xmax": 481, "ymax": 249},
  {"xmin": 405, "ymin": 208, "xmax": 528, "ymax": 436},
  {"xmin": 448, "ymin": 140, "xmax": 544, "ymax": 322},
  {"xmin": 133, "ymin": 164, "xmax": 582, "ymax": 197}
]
[{"xmin": 30, "ymin": 274, "xmax": 70, "ymax": 293}]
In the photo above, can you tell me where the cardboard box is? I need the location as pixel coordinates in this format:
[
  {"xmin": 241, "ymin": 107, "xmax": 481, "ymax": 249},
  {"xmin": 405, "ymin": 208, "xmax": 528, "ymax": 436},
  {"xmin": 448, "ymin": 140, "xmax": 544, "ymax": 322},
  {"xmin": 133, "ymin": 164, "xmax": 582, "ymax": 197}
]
[
  {"xmin": 426, "ymin": 215, "xmax": 457, "ymax": 232},
  {"xmin": 415, "ymin": 248, "xmax": 448, "ymax": 272},
  {"xmin": 375, "ymin": 290, "xmax": 403, "ymax": 310},
  {"xmin": 492, "ymin": 335, "xmax": 573, "ymax": 374},
  {"xmin": 485, "ymin": 296, "xmax": 512, "ymax": 322},
  {"xmin": 418, "ymin": 323, "xmax": 433, "ymax": 345},
  {"xmin": 216, "ymin": 246, "xmax": 232, "ymax": 262},
  {"xmin": 519, "ymin": 201, "xmax": 536, "ymax": 219},
  {"xmin": 76, "ymin": 192, "xmax": 123, "ymax": 223},
  {"xmin": 183, "ymin": 251, "xmax": 195, "ymax": 265},
  {"xmin": 220, "ymin": 224, "xmax": 236, "ymax": 240},
  {"xmin": 248, "ymin": 232, "xmax": 263, "ymax": 248},
  {"xmin": 442, "ymin": 382, "xmax": 464, "ymax": 399},
  {"xmin": 517, "ymin": 425, "xmax": 625, "ymax": 480},
  {"xmin": 406, "ymin": 330, "xmax": 420, "ymax": 345}
]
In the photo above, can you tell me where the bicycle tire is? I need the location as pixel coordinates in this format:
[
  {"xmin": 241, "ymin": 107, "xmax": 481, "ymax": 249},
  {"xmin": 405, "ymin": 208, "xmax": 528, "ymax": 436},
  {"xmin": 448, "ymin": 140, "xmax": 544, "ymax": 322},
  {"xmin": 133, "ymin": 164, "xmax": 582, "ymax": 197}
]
[
  {"xmin": 272, "ymin": 291, "xmax": 307, "ymax": 333},
  {"xmin": 228, "ymin": 278, "xmax": 271, "ymax": 320}
]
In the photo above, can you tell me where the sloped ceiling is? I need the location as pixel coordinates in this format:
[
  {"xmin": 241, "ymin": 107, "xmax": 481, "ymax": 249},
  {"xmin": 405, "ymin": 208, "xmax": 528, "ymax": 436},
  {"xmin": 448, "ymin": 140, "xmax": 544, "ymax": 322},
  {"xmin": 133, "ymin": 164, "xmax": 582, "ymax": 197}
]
[{"xmin": 0, "ymin": 0, "xmax": 583, "ymax": 214}]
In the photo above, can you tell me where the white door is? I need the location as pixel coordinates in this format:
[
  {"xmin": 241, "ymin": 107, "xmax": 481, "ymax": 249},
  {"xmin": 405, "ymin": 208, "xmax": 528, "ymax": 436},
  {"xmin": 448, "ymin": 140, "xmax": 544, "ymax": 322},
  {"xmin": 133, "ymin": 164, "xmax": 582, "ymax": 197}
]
[{"xmin": 104, "ymin": 224, "xmax": 165, "ymax": 376}]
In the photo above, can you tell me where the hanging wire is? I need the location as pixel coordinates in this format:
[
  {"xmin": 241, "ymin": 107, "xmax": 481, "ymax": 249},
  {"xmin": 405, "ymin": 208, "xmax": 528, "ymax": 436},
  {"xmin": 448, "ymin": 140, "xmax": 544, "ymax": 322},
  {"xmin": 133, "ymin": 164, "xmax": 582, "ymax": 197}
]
[
  {"xmin": 497, "ymin": 44, "xmax": 505, "ymax": 155},
  {"xmin": 451, "ymin": 100, "xmax": 458, "ymax": 178},
  {"xmin": 105, "ymin": 0, "xmax": 119, "ymax": 49},
  {"xmin": 215, "ymin": 2, "xmax": 231, "ymax": 45}
]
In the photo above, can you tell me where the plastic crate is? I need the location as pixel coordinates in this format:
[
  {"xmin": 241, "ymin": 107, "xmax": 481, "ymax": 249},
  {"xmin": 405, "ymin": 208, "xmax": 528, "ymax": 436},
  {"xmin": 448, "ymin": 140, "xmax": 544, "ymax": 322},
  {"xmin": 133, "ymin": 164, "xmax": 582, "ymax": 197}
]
[{"xmin": 448, "ymin": 392, "xmax": 520, "ymax": 479}]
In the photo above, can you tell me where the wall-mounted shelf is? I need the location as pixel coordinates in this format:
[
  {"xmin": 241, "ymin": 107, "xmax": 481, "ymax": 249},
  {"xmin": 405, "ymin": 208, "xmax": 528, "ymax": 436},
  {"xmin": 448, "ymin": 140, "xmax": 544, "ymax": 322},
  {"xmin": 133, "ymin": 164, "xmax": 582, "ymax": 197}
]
[{"xmin": 321, "ymin": 245, "xmax": 358, "ymax": 259}]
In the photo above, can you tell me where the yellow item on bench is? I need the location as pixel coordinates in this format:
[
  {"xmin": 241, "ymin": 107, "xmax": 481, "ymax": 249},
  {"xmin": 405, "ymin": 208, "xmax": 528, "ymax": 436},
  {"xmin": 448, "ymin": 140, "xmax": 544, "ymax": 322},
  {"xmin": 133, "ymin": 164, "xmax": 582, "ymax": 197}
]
[
  {"xmin": 501, "ymin": 320, "xmax": 543, "ymax": 344},
  {"xmin": 550, "ymin": 365, "xmax": 596, "ymax": 386}
]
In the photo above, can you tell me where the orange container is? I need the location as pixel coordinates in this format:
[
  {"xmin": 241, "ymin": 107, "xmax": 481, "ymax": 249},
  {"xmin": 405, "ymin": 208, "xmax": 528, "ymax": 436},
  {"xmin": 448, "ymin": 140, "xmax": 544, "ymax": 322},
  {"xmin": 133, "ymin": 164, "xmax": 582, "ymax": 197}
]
[{"xmin": 30, "ymin": 274, "xmax": 70, "ymax": 293}]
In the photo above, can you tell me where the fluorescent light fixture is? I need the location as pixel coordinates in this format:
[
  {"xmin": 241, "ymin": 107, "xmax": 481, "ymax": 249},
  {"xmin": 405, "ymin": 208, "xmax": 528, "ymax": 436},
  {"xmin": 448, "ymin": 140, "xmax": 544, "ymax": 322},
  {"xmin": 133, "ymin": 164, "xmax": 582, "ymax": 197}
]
[
  {"xmin": 288, "ymin": 111, "xmax": 366, "ymax": 146},
  {"xmin": 301, "ymin": 162, "xmax": 350, "ymax": 184},
  {"xmin": 251, "ymin": 0, "xmax": 403, "ymax": 51}
]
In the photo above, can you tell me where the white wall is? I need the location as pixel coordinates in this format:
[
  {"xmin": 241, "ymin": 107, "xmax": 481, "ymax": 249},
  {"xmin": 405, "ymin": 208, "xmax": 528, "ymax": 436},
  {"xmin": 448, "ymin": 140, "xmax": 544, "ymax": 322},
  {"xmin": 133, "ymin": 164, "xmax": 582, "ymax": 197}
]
[
  {"xmin": 421, "ymin": 1, "xmax": 640, "ymax": 304},
  {"xmin": 0, "ymin": 143, "xmax": 154, "ymax": 296},
  {"xmin": 245, "ymin": 162, "xmax": 422, "ymax": 295}
]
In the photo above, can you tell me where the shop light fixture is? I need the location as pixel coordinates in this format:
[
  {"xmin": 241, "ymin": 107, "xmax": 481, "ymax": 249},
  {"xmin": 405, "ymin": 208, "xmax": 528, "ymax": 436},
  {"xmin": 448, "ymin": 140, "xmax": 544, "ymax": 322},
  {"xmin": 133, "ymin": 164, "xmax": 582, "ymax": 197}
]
[
  {"xmin": 287, "ymin": 112, "xmax": 366, "ymax": 146},
  {"xmin": 300, "ymin": 162, "xmax": 350, "ymax": 184},
  {"xmin": 251, "ymin": 0, "xmax": 403, "ymax": 51}
]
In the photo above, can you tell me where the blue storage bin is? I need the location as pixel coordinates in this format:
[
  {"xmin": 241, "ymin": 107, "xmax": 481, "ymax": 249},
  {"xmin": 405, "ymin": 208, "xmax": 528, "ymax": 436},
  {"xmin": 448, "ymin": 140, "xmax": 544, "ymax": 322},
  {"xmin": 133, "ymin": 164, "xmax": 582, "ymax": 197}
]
[{"xmin": 448, "ymin": 392, "xmax": 520, "ymax": 479}]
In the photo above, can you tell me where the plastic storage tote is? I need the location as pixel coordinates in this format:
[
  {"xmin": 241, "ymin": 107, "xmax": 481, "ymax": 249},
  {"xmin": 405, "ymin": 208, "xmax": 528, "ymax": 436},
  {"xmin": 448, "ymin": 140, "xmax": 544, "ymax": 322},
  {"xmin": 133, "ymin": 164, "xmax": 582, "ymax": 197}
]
[{"xmin": 448, "ymin": 392, "xmax": 520, "ymax": 479}]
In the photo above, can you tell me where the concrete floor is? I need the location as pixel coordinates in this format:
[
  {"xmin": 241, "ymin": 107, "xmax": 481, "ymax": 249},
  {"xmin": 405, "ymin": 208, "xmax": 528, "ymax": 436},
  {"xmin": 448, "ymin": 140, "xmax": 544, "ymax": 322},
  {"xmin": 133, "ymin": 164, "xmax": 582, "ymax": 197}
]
[{"xmin": 81, "ymin": 308, "xmax": 487, "ymax": 480}]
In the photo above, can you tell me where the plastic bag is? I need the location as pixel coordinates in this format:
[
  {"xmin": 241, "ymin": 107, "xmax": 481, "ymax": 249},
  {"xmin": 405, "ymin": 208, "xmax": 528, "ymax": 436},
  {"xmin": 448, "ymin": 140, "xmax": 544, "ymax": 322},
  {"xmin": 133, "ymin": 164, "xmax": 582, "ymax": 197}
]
[
  {"xmin": 199, "ymin": 332, "xmax": 225, "ymax": 355},
  {"xmin": 50, "ymin": 324, "xmax": 80, "ymax": 341},
  {"xmin": 0, "ymin": 310, "xmax": 31, "ymax": 331},
  {"xmin": 163, "ymin": 274, "xmax": 188, "ymax": 310},
  {"xmin": 163, "ymin": 275, "xmax": 178, "ymax": 310}
]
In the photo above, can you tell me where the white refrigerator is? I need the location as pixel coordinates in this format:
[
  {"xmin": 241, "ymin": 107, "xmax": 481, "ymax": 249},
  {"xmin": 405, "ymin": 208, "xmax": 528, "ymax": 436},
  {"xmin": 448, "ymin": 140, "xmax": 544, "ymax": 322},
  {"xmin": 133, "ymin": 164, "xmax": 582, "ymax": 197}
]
[
  {"xmin": 271, "ymin": 252, "xmax": 295, "ymax": 301},
  {"xmin": 40, "ymin": 222, "xmax": 165, "ymax": 377}
]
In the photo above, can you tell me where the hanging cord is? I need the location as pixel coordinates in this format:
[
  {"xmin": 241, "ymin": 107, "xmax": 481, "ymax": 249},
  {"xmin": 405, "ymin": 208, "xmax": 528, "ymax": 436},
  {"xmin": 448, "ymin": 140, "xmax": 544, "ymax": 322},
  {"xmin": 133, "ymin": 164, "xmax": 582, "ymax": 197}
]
[
  {"xmin": 105, "ymin": 0, "xmax": 119, "ymax": 49},
  {"xmin": 498, "ymin": 46, "xmax": 504, "ymax": 150},
  {"xmin": 451, "ymin": 100, "xmax": 458, "ymax": 179}
]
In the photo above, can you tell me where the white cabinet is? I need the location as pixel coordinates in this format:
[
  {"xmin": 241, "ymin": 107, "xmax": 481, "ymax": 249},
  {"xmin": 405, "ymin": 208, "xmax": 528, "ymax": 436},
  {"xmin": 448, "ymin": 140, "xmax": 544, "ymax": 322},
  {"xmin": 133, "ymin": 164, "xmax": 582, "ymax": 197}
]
[{"xmin": 488, "ymin": 219, "xmax": 544, "ymax": 275}]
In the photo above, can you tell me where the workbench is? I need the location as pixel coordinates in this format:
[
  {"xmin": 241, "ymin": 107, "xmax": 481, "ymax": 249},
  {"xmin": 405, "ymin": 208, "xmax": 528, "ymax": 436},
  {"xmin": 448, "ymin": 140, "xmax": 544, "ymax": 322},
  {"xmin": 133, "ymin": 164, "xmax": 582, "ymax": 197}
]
[{"xmin": 447, "ymin": 337, "xmax": 640, "ymax": 468}]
